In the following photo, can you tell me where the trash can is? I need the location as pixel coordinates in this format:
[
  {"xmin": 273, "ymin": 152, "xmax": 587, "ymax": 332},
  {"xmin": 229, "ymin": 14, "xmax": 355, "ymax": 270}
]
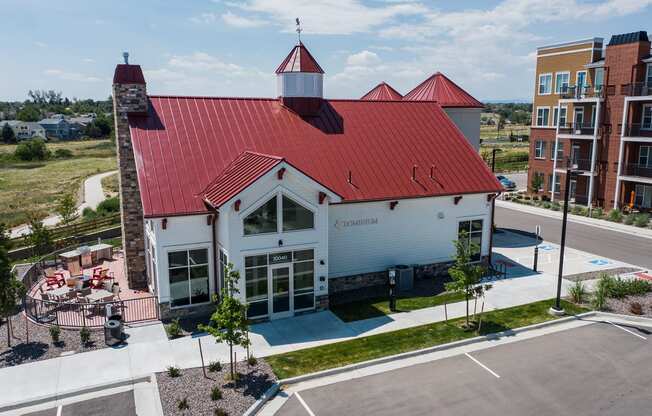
[
  {"xmin": 395, "ymin": 265, "xmax": 414, "ymax": 293},
  {"xmin": 104, "ymin": 315, "xmax": 124, "ymax": 346}
]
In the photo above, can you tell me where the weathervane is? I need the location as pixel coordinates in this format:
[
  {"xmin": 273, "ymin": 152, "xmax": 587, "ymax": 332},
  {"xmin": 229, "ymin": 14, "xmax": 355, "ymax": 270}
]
[{"xmin": 295, "ymin": 18, "xmax": 302, "ymax": 44}]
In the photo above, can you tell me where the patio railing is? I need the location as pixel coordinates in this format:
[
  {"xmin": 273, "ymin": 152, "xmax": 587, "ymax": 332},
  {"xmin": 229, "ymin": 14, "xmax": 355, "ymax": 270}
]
[{"xmin": 23, "ymin": 295, "xmax": 159, "ymax": 328}]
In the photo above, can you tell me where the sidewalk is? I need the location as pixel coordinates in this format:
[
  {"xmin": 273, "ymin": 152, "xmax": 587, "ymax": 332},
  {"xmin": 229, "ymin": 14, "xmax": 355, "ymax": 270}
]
[
  {"xmin": 496, "ymin": 199, "xmax": 652, "ymax": 240},
  {"xmin": 0, "ymin": 231, "xmax": 644, "ymax": 410}
]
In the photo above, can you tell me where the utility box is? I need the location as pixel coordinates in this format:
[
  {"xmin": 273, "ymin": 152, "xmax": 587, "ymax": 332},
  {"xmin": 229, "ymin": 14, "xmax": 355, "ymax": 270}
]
[{"xmin": 395, "ymin": 265, "xmax": 414, "ymax": 293}]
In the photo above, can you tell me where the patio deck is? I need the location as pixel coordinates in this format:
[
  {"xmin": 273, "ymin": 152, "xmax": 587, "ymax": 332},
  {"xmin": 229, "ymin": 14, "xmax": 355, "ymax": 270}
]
[{"xmin": 25, "ymin": 250, "xmax": 159, "ymax": 328}]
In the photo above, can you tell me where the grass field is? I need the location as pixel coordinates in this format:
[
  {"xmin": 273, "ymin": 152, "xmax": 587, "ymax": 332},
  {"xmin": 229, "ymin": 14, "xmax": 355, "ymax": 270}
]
[
  {"xmin": 267, "ymin": 299, "xmax": 586, "ymax": 379},
  {"xmin": 479, "ymin": 145, "xmax": 529, "ymax": 173},
  {"xmin": 480, "ymin": 123, "xmax": 530, "ymax": 141},
  {"xmin": 101, "ymin": 172, "xmax": 119, "ymax": 197},
  {"xmin": 0, "ymin": 140, "xmax": 116, "ymax": 228}
]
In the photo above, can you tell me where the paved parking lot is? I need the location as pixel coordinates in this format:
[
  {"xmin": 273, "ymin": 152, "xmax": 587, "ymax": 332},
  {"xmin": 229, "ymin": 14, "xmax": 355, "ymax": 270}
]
[
  {"xmin": 276, "ymin": 321, "xmax": 652, "ymax": 415},
  {"xmin": 23, "ymin": 391, "xmax": 136, "ymax": 416}
]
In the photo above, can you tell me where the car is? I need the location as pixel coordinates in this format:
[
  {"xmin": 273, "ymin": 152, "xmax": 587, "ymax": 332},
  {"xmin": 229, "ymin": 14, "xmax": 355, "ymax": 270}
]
[{"xmin": 496, "ymin": 175, "xmax": 516, "ymax": 190}]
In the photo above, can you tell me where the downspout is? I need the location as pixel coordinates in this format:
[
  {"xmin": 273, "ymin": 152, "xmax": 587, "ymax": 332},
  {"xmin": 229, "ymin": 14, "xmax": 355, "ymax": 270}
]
[
  {"xmin": 488, "ymin": 192, "xmax": 500, "ymax": 267},
  {"xmin": 209, "ymin": 207, "xmax": 220, "ymax": 302}
]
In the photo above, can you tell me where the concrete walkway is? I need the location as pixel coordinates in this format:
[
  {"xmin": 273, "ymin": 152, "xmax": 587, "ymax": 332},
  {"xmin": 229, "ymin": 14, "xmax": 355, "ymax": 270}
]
[
  {"xmin": 0, "ymin": 231, "xmax": 644, "ymax": 410},
  {"xmin": 496, "ymin": 199, "xmax": 652, "ymax": 240},
  {"xmin": 9, "ymin": 170, "xmax": 117, "ymax": 239}
]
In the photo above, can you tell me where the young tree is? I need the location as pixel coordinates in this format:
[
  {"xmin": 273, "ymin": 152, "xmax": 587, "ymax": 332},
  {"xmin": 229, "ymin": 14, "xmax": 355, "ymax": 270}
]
[
  {"xmin": 530, "ymin": 174, "xmax": 543, "ymax": 194},
  {"xmin": 0, "ymin": 224, "xmax": 26, "ymax": 347},
  {"xmin": 445, "ymin": 232, "xmax": 489, "ymax": 329},
  {"xmin": 1, "ymin": 124, "xmax": 16, "ymax": 144},
  {"xmin": 199, "ymin": 263, "xmax": 248, "ymax": 380},
  {"xmin": 27, "ymin": 216, "xmax": 53, "ymax": 256},
  {"xmin": 56, "ymin": 193, "xmax": 78, "ymax": 226}
]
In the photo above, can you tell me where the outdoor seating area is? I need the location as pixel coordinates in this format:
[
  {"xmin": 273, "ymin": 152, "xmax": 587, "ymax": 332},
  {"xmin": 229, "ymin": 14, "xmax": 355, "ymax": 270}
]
[{"xmin": 24, "ymin": 246, "xmax": 159, "ymax": 328}]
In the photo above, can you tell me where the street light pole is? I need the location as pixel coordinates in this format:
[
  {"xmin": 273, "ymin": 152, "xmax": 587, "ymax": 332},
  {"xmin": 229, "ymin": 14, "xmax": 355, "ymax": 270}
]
[{"xmin": 551, "ymin": 168, "xmax": 577, "ymax": 315}]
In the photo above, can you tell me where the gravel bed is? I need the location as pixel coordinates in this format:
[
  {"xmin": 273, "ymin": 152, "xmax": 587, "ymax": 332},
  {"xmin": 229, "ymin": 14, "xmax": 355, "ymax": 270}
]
[
  {"xmin": 564, "ymin": 267, "xmax": 642, "ymax": 282},
  {"xmin": 157, "ymin": 359, "xmax": 276, "ymax": 416},
  {"xmin": 605, "ymin": 292, "xmax": 652, "ymax": 318},
  {"xmin": 0, "ymin": 310, "xmax": 105, "ymax": 368}
]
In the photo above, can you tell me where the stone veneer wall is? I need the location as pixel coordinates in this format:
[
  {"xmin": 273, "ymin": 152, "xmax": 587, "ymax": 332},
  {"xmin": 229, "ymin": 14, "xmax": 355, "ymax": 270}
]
[{"xmin": 112, "ymin": 83, "xmax": 148, "ymax": 289}]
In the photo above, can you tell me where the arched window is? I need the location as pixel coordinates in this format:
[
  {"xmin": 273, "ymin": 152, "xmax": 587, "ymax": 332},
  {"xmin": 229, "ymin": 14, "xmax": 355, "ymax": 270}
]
[
  {"xmin": 282, "ymin": 195, "xmax": 314, "ymax": 231},
  {"xmin": 243, "ymin": 196, "xmax": 277, "ymax": 235}
]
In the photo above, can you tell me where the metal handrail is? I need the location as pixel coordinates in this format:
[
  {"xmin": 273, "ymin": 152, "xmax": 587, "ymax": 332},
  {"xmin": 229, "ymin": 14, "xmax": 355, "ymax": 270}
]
[
  {"xmin": 622, "ymin": 163, "xmax": 652, "ymax": 178},
  {"xmin": 621, "ymin": 82, "xmax": 652, "ymax": 97}
]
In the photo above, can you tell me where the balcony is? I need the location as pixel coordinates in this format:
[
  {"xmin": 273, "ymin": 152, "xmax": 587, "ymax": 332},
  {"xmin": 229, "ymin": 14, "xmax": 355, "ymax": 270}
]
[
  {"xmin": 621, "ymin": 82, "xmax": 652, "ymax": 97},
  {"xmin": 622, "ymin": 163, "xmax": 652, "ymax": 179},
  {"xmin": 557, "ymin": 122, "xmax": 601, "ymax": 137},
  {"xmin": 623, "ymin": 123, "xmax": 652, "ymax": 138},
  {"xmin": 560, "ymin": 85, "xmax": 605, "ymax": 100},
  {"xmin": 556, "ymin": 157, "xmax": 595, "ymax": 173}
]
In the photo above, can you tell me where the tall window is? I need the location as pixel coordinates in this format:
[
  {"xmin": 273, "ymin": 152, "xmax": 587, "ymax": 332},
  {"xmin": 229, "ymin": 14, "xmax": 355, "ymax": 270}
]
[
  {"xmin": 458, "ymin": 220, "xmax": 483, "ymax": 262},
  {"xmin": 642, "ymin": 105, "xmax": 652, "ymax": 130},
  {"xmin": 282, "ymin": 196, "xmax": 314, "ymax": 231},
  {"xmin": 218, "ymin": 249, "xmax": 228, "ymax": 295},
  {"xmin": 576, "ymin": 71, "xmax": 587, "ymax": 93},
  {"xmin": 555, "ymin": 72, "xmax": 570, "ymax": 94},
  {"xmin": 536, "ymin": 108, "xmax": 550, "ymax": 126},
  {"xmin": 168, "ymin": 249, "xmax": 210, "ymax": 307},
  {"xmin": 556, "ymin": 142, "xmax": 564, "ymax": 162},
  {"xmin": 647, "ymin": 64, "xmax": 652, "ymax": 87},
  {"xmin": 553, "ymin": 107, "xmax": 567, "ymax": 127},
  {"xmin": 538, "ymin": 74, "xmax": 552, "ymax": 95},
  {"xmin": 243, "ymin": 194, "xmax": 315, "ymax": 235},
  {"xmin": 594, "ymin": 67, "xmax": 604, "ymax": 92},
  {"xmin": 293, "ymin": 250, "xmax": 315, "ymax": 310},
  {"xmin": 245, "ymin": 255, "xmax": 268, "ymax": 317},
  {"xmin": 590, "ymin": 105, "xmax": 597, "ymax": 127},
  {"xmin": 640, "ymin": 146, "xmax": 652, "ymax": 167},
  {"xmin": 244, "ymin": 196, "xmax": 277, "ymax": 235},
  {"xmin": 535, "ymin": 140, "xmax": 546, "ymax": 159},
  {"xmin": 634, "ymin": 184, "xmax": 652, "ymax": 208}
]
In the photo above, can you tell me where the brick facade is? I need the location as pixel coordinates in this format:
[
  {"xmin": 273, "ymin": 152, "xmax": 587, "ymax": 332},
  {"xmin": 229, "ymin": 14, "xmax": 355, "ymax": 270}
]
[{"xmin": 112, "ymin": 76, "xmax": 148, "ymax": 289}]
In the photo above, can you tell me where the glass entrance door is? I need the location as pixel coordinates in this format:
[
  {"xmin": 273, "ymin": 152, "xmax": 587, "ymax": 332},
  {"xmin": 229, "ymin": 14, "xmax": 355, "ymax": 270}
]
[{"xmin": 270, "ymin": 264, "xmax": 292, "ymax": 318}]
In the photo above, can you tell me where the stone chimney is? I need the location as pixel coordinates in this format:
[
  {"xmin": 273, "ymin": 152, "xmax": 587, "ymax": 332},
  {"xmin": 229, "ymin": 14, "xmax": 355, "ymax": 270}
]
[{"xmin": 112, "ymin": 57, "xmax": 148, "ymax": 289}]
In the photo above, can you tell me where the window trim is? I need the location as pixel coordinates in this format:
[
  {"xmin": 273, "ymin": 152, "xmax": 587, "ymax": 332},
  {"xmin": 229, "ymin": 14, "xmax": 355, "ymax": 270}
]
[
  {"xmin": 166, "ymin": 246, "xmax": 212, "ymax": 309},
  {"xmin": 536, "ymin": 106, "xmax": 551, "ymax": 127},
  {"xmin": 576, "ymin": 70, "xmax": 588, "ymax": 92},
  {"xmin": 538, "ymin": 73, "xmax": 553, "ymax": 95},
  {"xmin": 641, "ymin": 104, "xmax": 652, "ymax": 131},
  {"xmin": 639, "ymin": 146, "xmax": 652, "ymax": 168},
  {"xmin": 594, "ymin": 67, "xmax": 605, "ymax": 93},
  {"xmin": 553, "ymin": 105, "xmax": 567, "ymax": 127},
  {"xmin": 646, "ymin": 64, "xmax": 652, "ymax": 87},
  {"xmin": 241, "ymin": 190, "xmax": 317, "ymax": 237},
  {"xmin": 554, "ymin": 71, "xmax": 570, "ymax": 94},
  {"xmin": 534, "ymin": 140, "xmax": 546, "ymax": 159},
  {"xmin": 457, "ymin": 218, "xmax": 484, "ymax": 263},
  {"xmin": 574, "ymin": 107, "xmax": 585, "ymax": 126}
]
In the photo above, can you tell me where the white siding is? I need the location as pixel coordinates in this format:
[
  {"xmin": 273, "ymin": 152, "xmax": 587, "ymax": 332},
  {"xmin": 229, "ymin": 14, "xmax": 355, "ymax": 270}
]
[
  {"xmin": 444, "ymin": 107, "xmax": 482, "ymax": 150},
  {"xmin": 328, "ymin": 193, "xmax": 492, "ymax": 278},
  {"xmin": 277, "ymin": 73, "xmax": 323, "ymax": 98}
]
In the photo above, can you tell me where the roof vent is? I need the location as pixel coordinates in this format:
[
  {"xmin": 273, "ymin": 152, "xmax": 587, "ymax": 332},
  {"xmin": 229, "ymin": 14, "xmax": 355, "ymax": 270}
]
[{"xmin": 123, "ymin": 51, "xmax": 129, "ymax": 65}]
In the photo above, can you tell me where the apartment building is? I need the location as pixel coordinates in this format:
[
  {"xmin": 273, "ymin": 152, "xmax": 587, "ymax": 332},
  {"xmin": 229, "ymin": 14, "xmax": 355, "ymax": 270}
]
[{"xmin": 529, "ymin": 31, "xmax": 652, "ymax": 211}]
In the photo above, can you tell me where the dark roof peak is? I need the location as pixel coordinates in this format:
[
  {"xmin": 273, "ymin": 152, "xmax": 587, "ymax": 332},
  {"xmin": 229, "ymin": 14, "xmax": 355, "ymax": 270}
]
[
  {"xmin": 276, "ymin": 42, "xmax": 324, "ymax": 74},
  {"xmin": 113, "ymin": 64, "xmax": 146, "ymax": 85},
  {"xmin": 608, "ymin": 31, "xmax": 649, "ymax": 46}
]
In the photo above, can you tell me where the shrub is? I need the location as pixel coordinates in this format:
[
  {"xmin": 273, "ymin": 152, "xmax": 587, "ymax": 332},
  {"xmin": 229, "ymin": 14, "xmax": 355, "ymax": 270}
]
[
  {"xmin": 597, "ymin": 274, "xmax": 651, "ymax": 299},
  {"xmin": 591, "ymin": 208, "xmax": 603, "ymax": 219},
  {"xmin": 177, "ymin": 398, "xmax": 189, "ymax": 411},
  {"xmin": 592, "ymin": 283, "xmax": 608, "ymax": 311},
  {"xmin": 14, "ymin": 138, "xmax": 50, "ymax": 161},
  {"xmin": 542, "ymin": 202, "xmax": 551, "ymax": 209},
  {"xmin": 569, "ymin": 281, "xmax": 586, "ymax": 304},
  {"xmin": 80, "ymin": 327, "xmax": 91, "ymax": 345},
  {"xmin": 570, "ymin": 205, "xmax": 580, "ymax": 215},
  {"xmin": 208, "ymin": 360, "xmax": 222, "ymax": 372},
  {"xmin": 211, "ymin": 386, "xmax": 223, "ymax": 401},
  {"xmin": 167, "ymin": 366, "xmax": 181, "ymax": 378},
  {"xmin": 630, "ymin": 302, "xmax": 643, "ymax": 315},
  {"xmin": 551, "ymin": 203, "xmax": 561, "ymax": 211},
  {"xmin": 165, "ymin": 319, "xmax": 182, "ymax": 338},
  {"xmin": 96, "ymin": 197, "xmax": 120, "ymax": 215},
  {"xmin": 624, "ymin": 215, "xmax": 635, "ymax": 225},
  {"xmin": 82, "ymin": 207, "xmax": 97, "ymax": 220},
  {"xmin": 247, "ymin": 355, "xmax": 257, "ymax": 366},
  {"xmin": 577, "ymin": 206, "xmax": 588, "ymax": 216},
  {"xmin": 214, "ymin": 409, "xmax": 228, "ymax": 416},
  {"xmin": 49, "ymin": 325, "xmax": 61, "ymax": 344},
  {"xmin": 54, "ymin": 148, "xmax": 73, "ymax": 159},
  {"xmin": 607, "ymin": 209, "xmax": 623, "ymax": 223},
  {"xmin": 634, "ymin": 213, "xmax": 650, "ymax": 228}
]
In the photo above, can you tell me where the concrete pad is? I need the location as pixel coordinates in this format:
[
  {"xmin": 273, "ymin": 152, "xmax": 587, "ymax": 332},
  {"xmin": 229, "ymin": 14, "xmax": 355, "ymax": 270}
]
[
  {"xmin": 0, "ymin": 358, "xmax": 61, "ymax": 408},
  {"xmin": 56, "ymin": 347, "xmax": 131, "ymax": 394},
  {"xmin": 124, "ymin": 323, "xmax": 167, "ymax": 345}
]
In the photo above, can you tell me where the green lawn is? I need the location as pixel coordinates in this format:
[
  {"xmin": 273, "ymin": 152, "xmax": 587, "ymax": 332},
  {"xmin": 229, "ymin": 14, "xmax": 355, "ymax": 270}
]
[
  {"xmin": 267, "ymin": 299, "xmax": 587, "ymax": 379},
  {"xmin": 331, "ymin": 291, "xmax": 466, "ymax": 322}
]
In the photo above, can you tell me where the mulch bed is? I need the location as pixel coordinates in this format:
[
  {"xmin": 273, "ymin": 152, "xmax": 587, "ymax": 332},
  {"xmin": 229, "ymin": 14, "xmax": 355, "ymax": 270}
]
[
  {"xmin": 564, "ymin": 267, "xmax": 642, "ymax": 282},
  {"xmin": 605, "ymin": 292, "xmax": 652, "ymax": 318},
  {"xmin": 157, "ymin": 360, "xmax": 276, "ymax": 416},
  {"xmin": 0, "ymin": 310, "xmax": 105, "ymax": 368}
]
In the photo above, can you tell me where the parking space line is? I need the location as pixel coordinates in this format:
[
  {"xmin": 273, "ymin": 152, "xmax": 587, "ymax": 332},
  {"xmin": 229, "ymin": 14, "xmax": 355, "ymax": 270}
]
[
  {"xmin": 295, "ymin": 392, "xmax": 316, "ymax": 416},
  {"xmin": 606, "ymin": 320, "xmax": 647, "ymax": 340},
  {"xmin": 56, "ymin": 405, "xmax": 62, "ymax": 416},
  {"xmin": 465, "ymin": 353, "xmax": 500, "ymax": 378}
]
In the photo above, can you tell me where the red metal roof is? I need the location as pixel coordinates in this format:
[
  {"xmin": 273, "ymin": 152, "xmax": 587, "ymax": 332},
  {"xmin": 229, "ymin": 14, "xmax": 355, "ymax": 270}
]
[
  {"xmin": 275, "ymin": 42, "xmax": 324, "ymax": 74},
  {"xmin": 361, "ymin": 82, "xmax": 403, "ymax": 101},
  {"xmin": 202, "ymin": 151, "xmax": 283, "ymax": 208},
  {"xmin": 113, "ymin": 64, "xmax": 146, "ymax": 84},
  {"xmin": 129, "ymin": 97, "xmax": 501, "ymax": 217},
  {"xmin": 403, "ymin": 72, "xmax": 484, "ymax": 108}
]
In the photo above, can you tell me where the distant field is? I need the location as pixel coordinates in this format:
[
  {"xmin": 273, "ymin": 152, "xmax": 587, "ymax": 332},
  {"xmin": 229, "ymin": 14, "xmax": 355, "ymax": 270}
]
[
  {"xmin": 0, "ymin": 140, "xmax": 116, "ymax": 228},
  {"xmin": 480, "ymin": 123, "xmax": 529, "ymax": 141},
  {"xmin": 101, "ymin": 172, "xmax": 119, "ymax": 197},
  {"xmin": 479, "ymin": 146, "xmax": 529, "ymax": 173}
]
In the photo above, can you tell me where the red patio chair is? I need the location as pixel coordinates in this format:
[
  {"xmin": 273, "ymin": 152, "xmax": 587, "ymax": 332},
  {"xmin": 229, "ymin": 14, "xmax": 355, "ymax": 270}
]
[
  {"xmin": 90, "ymin": 278, "xmax": 105, "ymax": 289},
  {"xmin": 92, "ymin": 267, "xmax": 103, "ymax": 279}
]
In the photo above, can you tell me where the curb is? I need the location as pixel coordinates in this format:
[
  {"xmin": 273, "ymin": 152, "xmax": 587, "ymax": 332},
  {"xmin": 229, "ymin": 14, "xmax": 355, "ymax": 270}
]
[
  {"xmin": 245, "ymin": 311, "xmax": 597, "ymax": 415},
  {"xmin": 592, "ymin": 311, "xmax": 652, "ymax": 325},
  {"xmin": 0, "ymin": 374, "xmax": 152, "ymax": 413}
]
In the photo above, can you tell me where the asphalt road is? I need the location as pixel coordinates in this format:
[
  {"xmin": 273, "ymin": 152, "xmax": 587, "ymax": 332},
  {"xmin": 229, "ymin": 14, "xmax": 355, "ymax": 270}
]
[
  {"xmin": 277, "ymin": 322, "xmax": 652, "ymax": 415},
  {"xmin": 495, "ymin": 205, "xmax": 652, "ymax": 270},
  {"xmin": 24, "ymin": 391, "xmax": 136, "ymax": 416}
]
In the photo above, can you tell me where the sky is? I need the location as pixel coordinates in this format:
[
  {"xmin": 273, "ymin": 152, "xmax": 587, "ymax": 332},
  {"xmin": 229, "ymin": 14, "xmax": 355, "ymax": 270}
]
[{"xmin": 1, "ymin": 0, "xmax": 652, "ymax": 102}]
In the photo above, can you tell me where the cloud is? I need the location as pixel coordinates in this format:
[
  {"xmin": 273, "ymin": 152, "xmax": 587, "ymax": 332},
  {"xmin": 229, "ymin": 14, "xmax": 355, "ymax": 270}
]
[
  {"xmin": 229, "ymin": 0, "xmax": 427, "ymax": 34},
  {"xmin": 82, "ymin": 58, "xmax": 96, "ymax": 63},
  {"xmin": 43, "ymin": 69, "xmax": 102, "ymax": 83},
  {"xmin": 346, "ymin": 50, "xmax": 380, "ymax": 66},
  {"xmin": 34, "ymin": 41, "xmax": 47, "ymax": 48},
  {"xmin": 222, "ymin": 11, "xmax": 267, "ymax": 27}
]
